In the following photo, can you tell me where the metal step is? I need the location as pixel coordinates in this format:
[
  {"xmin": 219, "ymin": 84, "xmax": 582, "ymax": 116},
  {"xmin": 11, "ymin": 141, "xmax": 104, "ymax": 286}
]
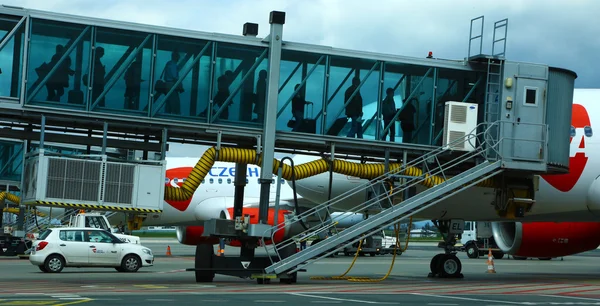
[{"xmin": 264, "ymin": 159, "xmax": 503, "ymax": 275}]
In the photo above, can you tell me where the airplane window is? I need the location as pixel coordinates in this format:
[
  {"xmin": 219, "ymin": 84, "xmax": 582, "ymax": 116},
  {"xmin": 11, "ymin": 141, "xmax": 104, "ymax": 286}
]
[
  {"xmin": 209, "ymin": 178, "xmax": 214, "ymax": 184},
  {"xmin": 585, "ymin": 126, "xmax": 593, "ymax": 137},
  {"xmin": 570, "ymin": 126, "xmax": 576, "ymax": 137},
  {"xmin": 218, "ymin": 178, "xmax": 223, "ymax": 184},
  {"xmin": 202, "ymin": 179, "xmax": 205, "ymax": 184},
  {"xmin": 246, "ymin": 179, "xmax": 249, "ymax": 184},
  {"xmin": 227, "ymin": 178, "xmax": 231, "ymax": 184}
]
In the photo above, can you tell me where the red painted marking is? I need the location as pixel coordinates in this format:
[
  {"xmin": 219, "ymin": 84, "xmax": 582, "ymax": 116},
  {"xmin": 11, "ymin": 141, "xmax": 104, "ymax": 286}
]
[
  {"xmin": 542, "ymin": 103, "xmax": 590, "ymax": 192},
  {"xmin": 164, "ymin": 167, "xmax": 194, "ymax": 211}
]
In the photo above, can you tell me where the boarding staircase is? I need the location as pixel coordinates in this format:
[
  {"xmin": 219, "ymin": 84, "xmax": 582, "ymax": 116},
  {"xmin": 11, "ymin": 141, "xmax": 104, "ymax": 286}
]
[{"xmin": 263, "ymin": 123, "xmax": 505, "ymax": 275}]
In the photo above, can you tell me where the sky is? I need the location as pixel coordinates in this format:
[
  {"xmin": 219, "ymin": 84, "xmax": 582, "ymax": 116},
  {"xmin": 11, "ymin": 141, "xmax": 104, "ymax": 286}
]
[{"xmin": 7, "ymin": 0, "xmax": 597, "ymax": 157}]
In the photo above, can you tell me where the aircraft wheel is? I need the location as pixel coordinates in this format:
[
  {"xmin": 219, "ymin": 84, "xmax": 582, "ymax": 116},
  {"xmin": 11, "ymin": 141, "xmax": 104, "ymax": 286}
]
[
  {"xmin": 466, "ymin": 244, "xmax": 479, "ymax": 259},
  {"xmin": 538, "ymin": 257, "xmax": 552, "ymax": 260},
  {"xmin": 437, "ymin": 254, "xmax": 463, "ymax": 278},
  {"xmin": 513, "ymin": 256, "xmax": 527, "ymax": 260},
  {"xmin": 195, "ymin": 244, "xmax": 215, "ymax": 283},
  {"xmin": 492, "ymin": 252, "xmax": 504, "ymax": 260},
  {"xmin": 429, "ymin": 253, "xmax": 444, "ymax": 276}
]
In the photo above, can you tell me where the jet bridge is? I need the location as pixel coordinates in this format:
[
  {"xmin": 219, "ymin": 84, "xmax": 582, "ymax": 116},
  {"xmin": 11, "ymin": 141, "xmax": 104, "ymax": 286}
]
[{"xmin": 0, "ymin": 7, "xmax": 577, "ymax": 282}]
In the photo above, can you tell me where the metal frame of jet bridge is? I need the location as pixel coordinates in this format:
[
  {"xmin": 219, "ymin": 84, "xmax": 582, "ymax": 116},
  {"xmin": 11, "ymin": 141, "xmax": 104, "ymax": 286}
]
[{"xmin": 0, "ymin": 7, "xmax": 576, "ymax": 182}]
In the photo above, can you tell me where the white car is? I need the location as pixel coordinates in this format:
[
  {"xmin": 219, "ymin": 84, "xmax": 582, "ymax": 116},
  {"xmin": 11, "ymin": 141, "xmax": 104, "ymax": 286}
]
[{"xmin": 29, "ymin": 227, "xmax": 154, "ymax": 273}]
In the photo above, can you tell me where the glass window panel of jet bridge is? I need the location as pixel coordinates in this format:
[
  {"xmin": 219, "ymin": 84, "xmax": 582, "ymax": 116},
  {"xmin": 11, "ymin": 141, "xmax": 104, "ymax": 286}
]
[
  {"xmin": 0, "ymin": 14, "xmax": 26, "ymax": 100},
  {"xmin": 87, "ymin": 26, "xmax": 154, "ymax": 116},
  {"xmin": 0, "ymin": 139, "xmax": 23, "ymax": 182},
  {"xmin": 26, "ymin": 18, "xmax": 92, "ymax": 109},
  {"xmin": 426, "ymin": 68, "xmax": 469, "ymax": 147},
  {"xmin": 362, "ymin": 63, "xmax": 405, "ymax": 143},
  {"xmin": 397, "ymin": 64, "xmax": 435, "ymax": 146},
  {"xmin": 276, "ymin": 49, "xmax": 326, "ymax": 135},
  {"xmin": 152, "ymin": 34, "xmax": 212, "ymax": 121},
  {"xmin": 208, "ymin": 42, "xmax": 268, "ymax": 128},
  {"xmin": 324, "ymin": 55, "xmax": 380, "ymax": 139}
]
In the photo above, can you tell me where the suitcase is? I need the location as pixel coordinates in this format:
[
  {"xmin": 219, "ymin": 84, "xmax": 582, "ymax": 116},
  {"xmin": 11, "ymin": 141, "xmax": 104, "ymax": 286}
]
[
  {"xmin": 327, "ymin": 117, "xmax": 349, "ymax": 135},
  {"xmin": 68, "ymin": 89, "xmax": 84, "ymax": 105},
  {"xmin": 287, "ymin": 103, "xmax": 316, "ymax": 134}
]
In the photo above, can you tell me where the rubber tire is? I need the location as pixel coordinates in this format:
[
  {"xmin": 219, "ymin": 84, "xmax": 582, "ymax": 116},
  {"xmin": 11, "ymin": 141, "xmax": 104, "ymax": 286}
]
[
  {"xmin": 121, "ymin": 254, "xmax": 141, "ymax": 272},
  {"xmin": 38, "ymin": 265, "xmax": 48, "ymax": 273},
  {"xmin": 466, "ymin": 244, "xmax": 479, "ymax": 259},
  {"xmin": 538, "ymin": 257, "xmax": 552, "ymax": 260},
  {"xmin": 430, "ymin": 254, "xmax": 444, "ymax": 275},
  {"xmin": 369, "ymin": 253, "xmax": 376, "ymax": 257},
  {"xmin": 438, "ymin": 254, "xmax": 462, "ymax": 278},
  {"xmin": 195, "ymin": 244, "xmax": 215, "ymax": 283},
  {"xmin": 115, "ymin": 267, "xmax": 125, "ymax": 272},
  {"xmin": 513, "ymin": 256, "xmax": 527, "ymax": 260},
  {"xmin": 44, "ymin": 254, "xmax": 65, "ymax": 273},
  {"xmin": 492, "ymin": 252, "xmax": 504, "ymax": 260}
]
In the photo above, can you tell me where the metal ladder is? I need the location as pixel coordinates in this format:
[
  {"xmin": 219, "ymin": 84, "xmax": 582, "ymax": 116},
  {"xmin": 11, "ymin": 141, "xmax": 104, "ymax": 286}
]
[
  {"xmin": 263, "ymin": 124, "xmax": 504, "ymax": 275},
  {"xmin": 483, "ymin": 58, "xmax": 503, "ymax": 160}
]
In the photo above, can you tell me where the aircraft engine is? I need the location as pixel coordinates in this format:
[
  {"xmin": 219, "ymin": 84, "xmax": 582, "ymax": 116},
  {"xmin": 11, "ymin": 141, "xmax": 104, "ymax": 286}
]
[
  {"xmin": 176, "ymin": 225, "xmax": 220, "ymax": 246},
  {"xmin": 492, "ymin": 221, "xmax": 600, "ymax": 258}
]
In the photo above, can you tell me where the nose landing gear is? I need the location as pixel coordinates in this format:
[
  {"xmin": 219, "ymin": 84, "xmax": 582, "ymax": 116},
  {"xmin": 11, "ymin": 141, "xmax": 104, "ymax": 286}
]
[{"xmin": 428, "ymin": 219, "xmax": 464, "ymax": 279}]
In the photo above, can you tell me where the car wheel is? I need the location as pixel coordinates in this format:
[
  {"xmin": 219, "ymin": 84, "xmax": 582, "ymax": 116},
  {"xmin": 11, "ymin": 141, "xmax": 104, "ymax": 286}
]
[
  {"xmin": 38, "ymin": 265, "xmax": 48, "ymax": 273},
  {"xmin": 115, "ymin": 267, "xmax": 125, "ymax": 272},
  {"xmin": 44, "ymin": 254, "xmax": 64, "ymax": 273},
  {"xmin": 121, "ymin": 254, "xmax": 141, "ymax": 272}
]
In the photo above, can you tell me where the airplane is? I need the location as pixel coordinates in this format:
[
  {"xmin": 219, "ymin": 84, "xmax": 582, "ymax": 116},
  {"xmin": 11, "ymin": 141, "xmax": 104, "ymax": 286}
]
[{"xmin": 10, "ymin": 88, "xmax": 600, "ymax": 280}]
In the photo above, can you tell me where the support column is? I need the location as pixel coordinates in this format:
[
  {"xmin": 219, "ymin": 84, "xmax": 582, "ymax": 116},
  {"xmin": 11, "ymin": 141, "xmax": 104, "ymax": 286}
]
[{"xmin": 257, "ymin": 11, "xmax": 285, "ymax": 226}]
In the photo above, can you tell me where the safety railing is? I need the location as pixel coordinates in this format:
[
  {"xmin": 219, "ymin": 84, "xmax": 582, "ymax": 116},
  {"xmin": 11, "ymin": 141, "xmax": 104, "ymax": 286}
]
[{"xmin": 262, "ymin": 120, "xmax": 507, "ymax": 263}]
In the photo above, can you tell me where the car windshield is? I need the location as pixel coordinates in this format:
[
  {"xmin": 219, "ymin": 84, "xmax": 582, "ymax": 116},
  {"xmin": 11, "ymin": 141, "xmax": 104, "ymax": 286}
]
[{"xmin": 37, "ymin": 229, "xmax": 52, "ymax": 241}]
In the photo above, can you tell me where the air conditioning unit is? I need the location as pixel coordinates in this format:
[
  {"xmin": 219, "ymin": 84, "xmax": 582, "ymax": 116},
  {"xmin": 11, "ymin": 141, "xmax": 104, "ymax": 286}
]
[{"xmin": 442, "ymin": 101, "xmax": 478, "ymax": 151}]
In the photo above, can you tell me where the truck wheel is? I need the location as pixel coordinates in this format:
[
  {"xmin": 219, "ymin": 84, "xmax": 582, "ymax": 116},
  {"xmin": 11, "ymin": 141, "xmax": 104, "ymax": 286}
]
[{"xmin": 466, "ymin": 244, "xmax": 478, "ymax": 259}]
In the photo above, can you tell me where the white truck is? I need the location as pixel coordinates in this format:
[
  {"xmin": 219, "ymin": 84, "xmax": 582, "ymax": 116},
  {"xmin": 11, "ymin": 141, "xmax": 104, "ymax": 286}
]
[
  {"xmin": 459, "ymin": 221, "xmax": 505, "ymax": 259},
  {"xmin": 66, "ymin": 212, "xmax": 141, "ymax": 244}
]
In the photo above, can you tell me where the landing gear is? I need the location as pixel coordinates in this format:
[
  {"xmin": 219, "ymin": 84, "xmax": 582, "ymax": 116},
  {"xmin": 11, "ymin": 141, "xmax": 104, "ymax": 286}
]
[{"xmin": 428, "ymin": 219, "xmax": 464, "ymax": 279}]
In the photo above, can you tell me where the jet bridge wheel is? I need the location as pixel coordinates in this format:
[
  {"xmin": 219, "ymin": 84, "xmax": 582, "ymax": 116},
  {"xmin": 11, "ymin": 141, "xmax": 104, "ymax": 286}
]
[{"xmin": 195, "ymin": 244, "xmax": 215, "ymax": 283}]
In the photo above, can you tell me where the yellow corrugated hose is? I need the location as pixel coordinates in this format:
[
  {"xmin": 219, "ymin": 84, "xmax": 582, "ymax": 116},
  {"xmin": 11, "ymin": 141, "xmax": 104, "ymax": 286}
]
[
  {"xmin": 308, "ymin": 217, "xmax": 412, "ymax": 282},
  {"xmin": 164, "ymin": 146, "xmax": 498, "ymax": 202},
  {"xmin": 1, "ymin": 145, "xmax": 496, "ymax": 215}
]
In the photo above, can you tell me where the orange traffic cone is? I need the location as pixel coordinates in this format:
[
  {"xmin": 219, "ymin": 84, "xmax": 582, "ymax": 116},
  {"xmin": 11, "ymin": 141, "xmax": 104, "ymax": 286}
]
[
  {"xmin": 486, "ymin": 248, "xmax": 496, "ymax": 273},
  {"xmin": 166, "ymin": 246, "xmax": 172, "ymax": 256}
]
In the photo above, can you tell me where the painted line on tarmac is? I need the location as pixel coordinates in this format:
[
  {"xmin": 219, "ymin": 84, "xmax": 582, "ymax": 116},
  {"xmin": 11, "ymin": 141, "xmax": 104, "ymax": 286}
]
[
  {"xmin": 410, "ymin": 293, "xmax": 529, "ymax": 305},
  {"xmin": 288, "ymin": 293, "xmax": 397, "ymax": 305}
]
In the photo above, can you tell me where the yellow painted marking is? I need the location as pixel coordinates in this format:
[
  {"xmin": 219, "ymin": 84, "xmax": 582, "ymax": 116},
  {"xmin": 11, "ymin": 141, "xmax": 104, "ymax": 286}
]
[
  {"xmin": 55, "ymin": 299, "xmax": 93, "ymax": 306},
  {"xmin": 133, "ymin": 284, "xmax": 168, "ymax": 289}
]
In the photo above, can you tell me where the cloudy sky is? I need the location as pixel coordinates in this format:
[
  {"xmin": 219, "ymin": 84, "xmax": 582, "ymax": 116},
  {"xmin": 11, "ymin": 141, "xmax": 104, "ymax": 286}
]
[{"xmin": 8, "ymin": 0, "xmax": 599, "ymax": 156}]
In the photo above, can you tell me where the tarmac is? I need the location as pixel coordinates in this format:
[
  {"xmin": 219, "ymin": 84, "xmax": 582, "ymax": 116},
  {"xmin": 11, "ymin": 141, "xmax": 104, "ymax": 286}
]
[{"xmin": 1, "ymin": 238, "xmax": 600, "ymax": 305}]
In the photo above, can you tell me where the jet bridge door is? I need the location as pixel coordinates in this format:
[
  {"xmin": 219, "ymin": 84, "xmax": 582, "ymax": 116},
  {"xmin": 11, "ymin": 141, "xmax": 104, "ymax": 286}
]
[{"xmin": 512, "ymin": 77, "xmax": 547, "ymax": 161}]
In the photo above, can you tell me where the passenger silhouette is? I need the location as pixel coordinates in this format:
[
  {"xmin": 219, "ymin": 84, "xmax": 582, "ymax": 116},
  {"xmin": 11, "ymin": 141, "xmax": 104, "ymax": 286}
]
[
  {"xmin": 212, "ymin": 70, "xmax": 233, "ymax": 120},
  {"xmin": 345, "ymin": 77, "xmax": 363, "ymax": 138},
  {"xmin": 163, "ymin": 51, "xmax": 183, "ymax": 115},
  {"xmin": 381, "ymin": 87, "xmax": 397, "ymax": 142},
  {"xmin": 290, "ymin": 83, "xmax": 312, "ymax": 132},
  {"xmin": 254, "ymin": 69, "xmax": 267, "ymax": 122},
  {"xmin": 124, "ymin": 60, "xmax": 143, "ymax": 110},
  {"xmin": 37, "ymin": 44, "xmax": 74, "ymax": 102},
  {"xmin": 399, "ymin": 98, "xmax": 417, "ymax": 143},
  {"xmin": 90, "ymin": 46, "xmax": 106, "ymax": 107}
]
